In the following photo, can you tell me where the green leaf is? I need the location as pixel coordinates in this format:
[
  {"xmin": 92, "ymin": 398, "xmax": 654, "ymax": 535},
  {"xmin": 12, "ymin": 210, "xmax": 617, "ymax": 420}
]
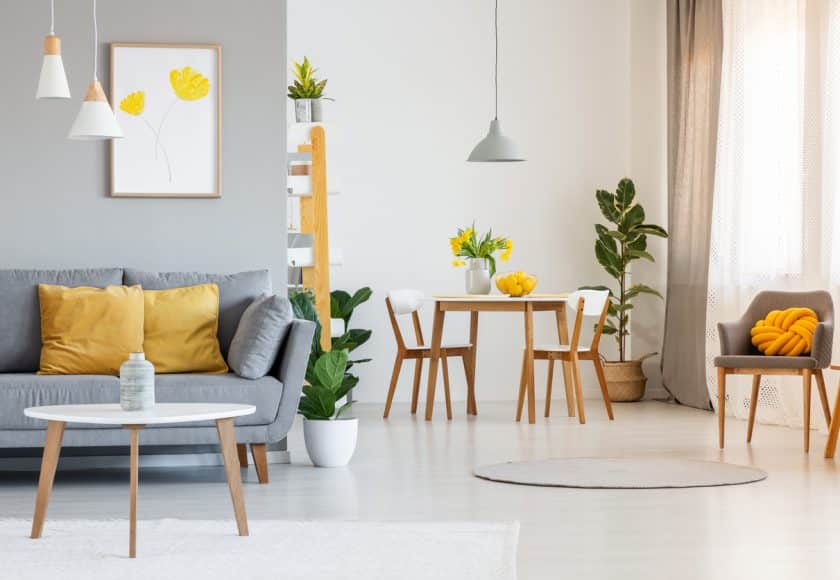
[
  {"xmin": 627, "ymin": 249, "xmax": 655, "ymax": 262},
  {"xmin": 601, "ymin": 323, "xmax": 618, "ymax": 335},
  {"xmin": 335, "ymin": 373, "xmax": 359, "ymax": 401},
  {"xmin": 332, "ymin": 329, "xmax": 372, "ymax": 352},
  {"xmin": 330, "ymin": 290, "xmax": 352, "ymax": 319},
  {"xmin": 309, "ymin": 349, "xmax": 349, "ymax": 392},
  {"xmin": 595, "ymin": 240, "xmax": 621, "ymax": 278},
  {"xmin": 595, "ymin": 224, "xmax": 618, "ymax": 254},
  {"xmin": 631, "ymin": 224, "xmax": 668, "ymax": 238},
  {"xmin": 289, "ymin": 290, "xmax": 323, "ymax": 356},
  {"xmin": 614, "ymin": 303, "xmax": 634, "ymax": 313},
  {"xmin": 624, "ymin": 283, "xmax": 664, "ymax": 300},
  {"xmin": 615, "ymin": 178, "xmax": 636, "ymax": 212},
  {"xmin": 626, "ymin": 233, "xmax": 647, "ymax": 252},
  {"xmin": 621, "ymin": 204, "xmax": 645, "ymax": 232},
  {"xmin": 596, "ymin": 190, "xmax": 620, "ymax": 223},
  {"xmin": 334, "ymin": 400, "xmax": 355, "ymax": 419}
]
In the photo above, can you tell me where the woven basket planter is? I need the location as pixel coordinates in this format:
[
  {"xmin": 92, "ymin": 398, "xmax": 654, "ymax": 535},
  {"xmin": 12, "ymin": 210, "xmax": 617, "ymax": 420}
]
[{"xmin": 602, "ymin": 359, "xmax": 647, "ymax": 402}]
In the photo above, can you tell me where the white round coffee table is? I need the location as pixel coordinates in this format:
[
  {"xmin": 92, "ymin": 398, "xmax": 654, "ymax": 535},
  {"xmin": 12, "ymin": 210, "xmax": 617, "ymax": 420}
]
[{"xmin": 24, "ymin": 403, "xmax": 256, "ymax": 558}]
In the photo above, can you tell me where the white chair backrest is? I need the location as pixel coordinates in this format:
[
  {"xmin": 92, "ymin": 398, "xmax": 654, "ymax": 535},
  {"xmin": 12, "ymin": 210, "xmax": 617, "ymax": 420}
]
[
  {"xmin": 388, "ymin": 289, "xmax": 424, "ymax": 315},
  {"xmin": 568, "ymin": 290, "xmax": 610, "ymax": 317}
]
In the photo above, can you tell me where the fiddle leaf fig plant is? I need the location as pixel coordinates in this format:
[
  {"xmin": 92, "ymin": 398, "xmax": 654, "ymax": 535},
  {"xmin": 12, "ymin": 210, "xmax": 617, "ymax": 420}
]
[
  {"xmin": 582, "ymin": 178, "xmax": 669, "ymax": 361},
  {"xmin": 287, "ymin": 56, "xmax": 329, "ymax": 100},
  {"xmin": 298, "ymin": 349, "xmax": 355, "ymax": 420}
]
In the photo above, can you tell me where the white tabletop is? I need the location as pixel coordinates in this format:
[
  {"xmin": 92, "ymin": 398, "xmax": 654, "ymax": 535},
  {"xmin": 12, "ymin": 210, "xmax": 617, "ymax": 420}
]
[
  {"xmin": 23, "ymin": 403, "xmax": 256, "ymax": 425},
  {"xmin": 431, "ymin": 294, "xmax": 569, "ymax": 302}
]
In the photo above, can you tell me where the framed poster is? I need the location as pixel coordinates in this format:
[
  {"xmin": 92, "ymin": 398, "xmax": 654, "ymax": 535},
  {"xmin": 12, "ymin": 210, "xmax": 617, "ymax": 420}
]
[{"xmin": 110, "ymin": 43, "xmax": 221, "ymax": 198}]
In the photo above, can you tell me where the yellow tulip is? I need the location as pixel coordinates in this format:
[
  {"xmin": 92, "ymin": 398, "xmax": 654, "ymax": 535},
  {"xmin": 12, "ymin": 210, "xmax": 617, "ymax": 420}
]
[
  {"xmin": 450, "ymin": 237, "xmax": 462, "ymax": 256},
  {"xmin": 119, "ymin": 91, "xmax": 145, "ymax": 116},
  {"xmin": 170, "ymin": 66, "xmax": 210, "ymax": 101},
  {"xmin": 452, "ymin": 260, "xmax": 466, "ymax": 267}
]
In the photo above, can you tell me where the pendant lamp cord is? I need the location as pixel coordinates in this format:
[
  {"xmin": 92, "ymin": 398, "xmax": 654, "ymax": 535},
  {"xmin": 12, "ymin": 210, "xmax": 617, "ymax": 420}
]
[
  {"xmin": 92, "ymin": 0, "xmax": 99, "ymax": 81},
  {"xmin": 494, "ymin": 0, "xmax": 499, "ymax": 120},
  {"xmin": 49, "ymin": 0, "xmax": 55, "ymax": 34}
]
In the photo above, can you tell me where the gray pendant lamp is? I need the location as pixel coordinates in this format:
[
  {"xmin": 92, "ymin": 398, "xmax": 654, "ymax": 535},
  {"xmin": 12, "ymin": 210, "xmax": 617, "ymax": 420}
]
[{"xmin": 468, "ymin": 0, "xmax": 524, "ymax": 162}]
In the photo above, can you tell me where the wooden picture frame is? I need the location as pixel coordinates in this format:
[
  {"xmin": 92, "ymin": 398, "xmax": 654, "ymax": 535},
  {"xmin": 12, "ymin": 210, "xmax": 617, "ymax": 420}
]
[{"xmin": 110, "ymin": 43, "xmax": 222, "ymax": 198}]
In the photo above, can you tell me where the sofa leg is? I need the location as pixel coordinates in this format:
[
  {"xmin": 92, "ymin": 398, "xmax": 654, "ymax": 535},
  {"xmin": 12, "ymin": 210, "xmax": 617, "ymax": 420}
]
[
  {"xmin": 236, "ymin": 443, "xmax": 248, "ymax": 468},
  {"xmin": 251, "ymin": 443, "xmax": 269, "ymax": 484},
  {"xmin": 717, "ymin": 367, "xmax": 726, "ymax": 449}
]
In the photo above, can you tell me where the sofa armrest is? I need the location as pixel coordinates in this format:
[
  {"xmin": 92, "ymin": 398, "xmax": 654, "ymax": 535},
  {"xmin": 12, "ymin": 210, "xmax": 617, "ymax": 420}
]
[
  {"xmin": 812, "ymin": 321, "xmax": 834, "ymax": 368},
  {"xmin": 717, "ymin": 319, "xmax": 752, "ymax": 356},
  {"xmin": 270, "ymin": 319, "xmax": 315, "ymax": 435}
]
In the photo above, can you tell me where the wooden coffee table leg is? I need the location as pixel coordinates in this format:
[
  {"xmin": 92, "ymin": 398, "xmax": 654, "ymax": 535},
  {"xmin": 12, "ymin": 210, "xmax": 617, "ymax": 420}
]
[
  {"xmin": 216, "ymin": 418, "xmax": 249, "ymax": 536},
  {"xmin": 31, "ymin": 420, "xmax": 65, "ymax": 539},
  {"xmin": 127, "ymin": 426, "xmax": 143, "ymax": 558}
]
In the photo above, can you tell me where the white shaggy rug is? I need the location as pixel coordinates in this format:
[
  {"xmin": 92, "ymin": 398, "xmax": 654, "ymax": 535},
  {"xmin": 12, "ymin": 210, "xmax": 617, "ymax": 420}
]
[
  {"xmin": 475, "ymin": 458, "xmax": 767, "ymax": 489},
  {"xmin": 0, "ymin": 519, "xmax": 519, "ymax": 580}
]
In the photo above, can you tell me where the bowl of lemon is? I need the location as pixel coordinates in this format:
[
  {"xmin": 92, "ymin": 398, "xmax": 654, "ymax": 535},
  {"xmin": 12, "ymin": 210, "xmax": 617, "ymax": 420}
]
[{"xmin": 495, "ymin": 271, "xmax": 538, "ymax": 297}]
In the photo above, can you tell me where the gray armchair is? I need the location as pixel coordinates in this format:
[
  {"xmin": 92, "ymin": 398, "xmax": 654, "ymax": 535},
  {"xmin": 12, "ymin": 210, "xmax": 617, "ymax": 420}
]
[{"xmin": 714, "ymin": 290, "xmax": 834, "ymax": 452}]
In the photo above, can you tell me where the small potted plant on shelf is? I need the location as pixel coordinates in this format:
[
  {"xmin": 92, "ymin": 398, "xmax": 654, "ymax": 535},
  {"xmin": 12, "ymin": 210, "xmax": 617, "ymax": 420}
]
[
  {"xmin": 582, "ymin": 178, "xmax": 668, "ymax": 402},
  {"xmin": 450, "ymin": 224, "xmax": 513, "ymax": 294},
  {"xmin": 298, "ymin": 348, "xmax": 358, "ymax": 467},
  {"xmin": 288, "ymin": 56, "xmax": 329, "ymax": 123}
]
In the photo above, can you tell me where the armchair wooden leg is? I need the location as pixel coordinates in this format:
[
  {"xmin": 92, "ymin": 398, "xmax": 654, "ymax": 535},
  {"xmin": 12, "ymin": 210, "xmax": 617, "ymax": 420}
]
[
  {"xmin": 815, "ymin": 369, "xmax": 832, "ymax": 427},
  {"xmin": 570, "ymin": 353, "xmax": 586, "ymax": 425},
  {"xmin": 441, "ymin": 356, "xmax": 453, "ymax": 420},
  {"xmin": 803, "ymin": 369, "xmax": 812, "ymax": 453},
  {"xmin": 383, "ymin": 355, "xmax": 404, "ymax": 419},
  {"xmin": 544, "ymin": 359, "xmax": 554, "ymax": 418},
  {"xmin": 592, "ymin": 357, "xmax": 614, "ymax": 421},
  {"xmin": 236, "ymin": 443, "xmax": 248, "ymax": 468},
  {"xmin": 747, "ymin": 375, "xmax": 760, "ymax": 443},
  {"xmin": 717, "ymin": 367, "xmax": 726, "ymax": 449},
  {"xmin": 410, "ymin": 359, "xmax": 423, "ymax": 415},
  {"xmin": 250, "ymin": 443, "xmax": 269, "ymax": 484},
  {"xmin": 824, "ymin": 376, "xmax": 840, "ymax": 458}
]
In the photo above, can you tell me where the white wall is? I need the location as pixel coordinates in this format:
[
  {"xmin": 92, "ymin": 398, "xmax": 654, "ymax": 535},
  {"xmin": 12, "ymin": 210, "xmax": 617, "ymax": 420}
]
[{"xmin": 288, "ymin": 0, "xmax": 668, "ymax": 404}]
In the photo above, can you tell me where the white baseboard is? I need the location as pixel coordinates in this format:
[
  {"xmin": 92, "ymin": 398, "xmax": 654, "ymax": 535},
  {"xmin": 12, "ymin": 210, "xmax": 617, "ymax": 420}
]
[{"xmin": 0, "ymin": 450, "xmax": 290, "ymax": 472}]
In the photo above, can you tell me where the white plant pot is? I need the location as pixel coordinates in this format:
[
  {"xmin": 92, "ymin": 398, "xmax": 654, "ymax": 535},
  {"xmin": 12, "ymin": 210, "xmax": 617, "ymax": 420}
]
[{"xmin": 303, "ymin": 418, "xmax": 358, "ymax": 467}]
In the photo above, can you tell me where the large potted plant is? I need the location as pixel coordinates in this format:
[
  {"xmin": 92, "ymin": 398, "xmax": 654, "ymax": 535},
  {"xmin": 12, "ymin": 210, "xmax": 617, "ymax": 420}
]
[
  {"xmin": 289, "ymin": 287, "xmax": 372, "ymax": 466},
  {"xmin": 298, "ymin": 348, "xmax": 358, "ymax": 467},
  {"xmin": 583, "ymin": 178, "xmax": 668, "ymax": 402},
  {"xmin": 288, "ymin": 56, "xmax": 329, "ymax": 123}
]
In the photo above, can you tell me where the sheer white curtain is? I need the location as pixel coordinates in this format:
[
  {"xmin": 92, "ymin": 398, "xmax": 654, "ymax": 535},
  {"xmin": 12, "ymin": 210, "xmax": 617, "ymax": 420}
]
[{"xmin": 706, "ymin": 0, "xmax": 840, "ymax": 427}]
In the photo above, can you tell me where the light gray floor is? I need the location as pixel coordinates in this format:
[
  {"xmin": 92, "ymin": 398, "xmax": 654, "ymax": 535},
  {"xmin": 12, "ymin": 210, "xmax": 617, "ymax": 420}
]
[{"xmin": 1, "ymin": 401, "xmax": 837, "ymax": 579}]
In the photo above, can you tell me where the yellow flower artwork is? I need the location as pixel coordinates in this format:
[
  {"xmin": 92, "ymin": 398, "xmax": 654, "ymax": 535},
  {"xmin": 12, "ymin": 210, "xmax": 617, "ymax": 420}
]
[{"xmin": 118, "ymin": 66, "xmax": 211, "ymax": 184}]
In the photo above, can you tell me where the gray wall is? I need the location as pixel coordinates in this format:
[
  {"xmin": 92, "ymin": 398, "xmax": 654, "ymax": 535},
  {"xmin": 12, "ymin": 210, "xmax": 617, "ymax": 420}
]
[{"xmin": 0, "ymin": 0, "xmax": 287, "ymax": 292}]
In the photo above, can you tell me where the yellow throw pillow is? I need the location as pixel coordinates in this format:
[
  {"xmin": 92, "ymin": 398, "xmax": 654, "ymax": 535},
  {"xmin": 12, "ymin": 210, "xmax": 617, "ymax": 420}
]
[
  {"xmin": 39, "ymin": 284, "xmax": 144, "ymax": 375},
  {"xmin": 751, "ymin": 307, "xmax": 819, "ymax": 356},
  {"xmin": 143, "ymin": 283, "xmax": 228, "ymax": 374}
]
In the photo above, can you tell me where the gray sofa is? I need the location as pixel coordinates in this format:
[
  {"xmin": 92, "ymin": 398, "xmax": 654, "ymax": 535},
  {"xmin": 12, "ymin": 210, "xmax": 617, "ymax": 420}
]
[{"xmin": 0, "ymin": 268, "xmax": 314, "ymax": 448}]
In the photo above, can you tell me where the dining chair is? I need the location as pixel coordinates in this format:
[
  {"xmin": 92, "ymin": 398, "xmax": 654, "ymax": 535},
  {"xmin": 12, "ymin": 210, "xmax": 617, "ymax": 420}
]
[
  {"xmin": 383, "ymin": 289, "xmax": 476, "ymax": 420},
  {"xmin": 516, "ymin": 290, "xmax": 614, "ymax": 425},
  {"xmin": 715, "ymin": 290, "xmax": 834, "ymax": 452}
]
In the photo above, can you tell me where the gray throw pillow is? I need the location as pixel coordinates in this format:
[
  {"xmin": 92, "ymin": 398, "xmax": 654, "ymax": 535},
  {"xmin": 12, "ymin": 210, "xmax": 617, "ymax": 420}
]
[{"xmin": 228, "ymin": 294, "xmax": 294, "ymax": 379}]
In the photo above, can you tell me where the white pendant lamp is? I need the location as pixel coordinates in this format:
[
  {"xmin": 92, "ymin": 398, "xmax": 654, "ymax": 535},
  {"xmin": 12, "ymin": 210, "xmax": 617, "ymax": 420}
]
[
  {"xmin": 36, "ymin": 0, "xmax": 71, "ymax": 100},
  {"xmin": 68, "ymin": 0, "xmax": 122, "ymax": 140},
  {"xmin": 468, "ymin": 0, "xmax": 524, "ymax": 162}
]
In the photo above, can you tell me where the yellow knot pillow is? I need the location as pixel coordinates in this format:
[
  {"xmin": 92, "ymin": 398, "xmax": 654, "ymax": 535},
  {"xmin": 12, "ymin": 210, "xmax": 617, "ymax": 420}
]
[{"xmin": 750, "ymin": 308, "xmax": 818, "ymax": 356}]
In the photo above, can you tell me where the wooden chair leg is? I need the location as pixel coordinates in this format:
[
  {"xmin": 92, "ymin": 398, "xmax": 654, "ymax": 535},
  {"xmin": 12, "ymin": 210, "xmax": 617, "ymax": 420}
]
[
  {"xmin": 592, "ymin": 356, "xmax": 614, "ymax": 420},
  {"xmin": 250, "ymin": 443, "xmax": 269, "ymax": 484},
  {"xmin": 383, "ymin": 355, "xmax": 404, "ymax": 419},
  {"xmin": 570, "ymin": 353, "xmax": 586, "ymax": 425},
  {"xmin": 717, "ymin": 367, "xmax": 726, "ymax": 449},
  {"xmin": 562, "ymin": 361, "xmax": 575, "ymax": 417},
  {"xmin": 441, "ymin": 356, "xmax": 453, "ymax": 420},
  {"xmin": 462, "ymin": 353, "xmax": 477, "ymax": 416},
  {"xmin": 803, "ymin": 369, "xmax": 812, "ymax": 453},
  {"xmin": 544, "ymin": 359, "xmax": 554, "ymax": 418},
  {"xmin": 236, "ymin": 443, "xmax": 248, "ymax": 468},
  {"xmin": 815, "ymin": 369, "xmax": 832, "ymax": 427},
  {"xmin": 410, "ymin": 359, "xmax": 423, "ymax": 415},
  {"xmin": 824, "ymin": 376, "xmax": 840, "ymax": 458},
  {"xmin": 746, "ymin": 375, "xmax": 760, "ymax": 443},
  {"xmin": 516, "ymin": 351, "xmax": 527, "ymax": 422}
]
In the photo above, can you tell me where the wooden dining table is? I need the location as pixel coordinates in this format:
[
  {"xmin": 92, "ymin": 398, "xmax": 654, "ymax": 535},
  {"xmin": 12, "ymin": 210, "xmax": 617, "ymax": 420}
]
[{"xmin": 425, "ymin": 294, "xmax": 570, "ymax": 424}]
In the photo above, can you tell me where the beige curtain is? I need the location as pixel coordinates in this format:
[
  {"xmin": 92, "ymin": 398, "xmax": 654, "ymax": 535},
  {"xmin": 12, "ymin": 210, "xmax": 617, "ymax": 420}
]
[{"xmin": 661, "ymin": 0, "xmax": 723, "ymax": 409}]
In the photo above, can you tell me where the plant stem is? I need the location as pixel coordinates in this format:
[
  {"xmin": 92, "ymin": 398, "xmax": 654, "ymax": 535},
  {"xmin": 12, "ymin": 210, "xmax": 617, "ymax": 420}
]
[
  {"xmin": 141, "ymin": 117, "xmax": 173, "ymax": 183},
  {"xmin": 619, "ymin": 240, "xmax": 626, "ymax": 362},
  {"xmin": 155, "ymin": 98, "xmax": 178, "ymax": 160}
]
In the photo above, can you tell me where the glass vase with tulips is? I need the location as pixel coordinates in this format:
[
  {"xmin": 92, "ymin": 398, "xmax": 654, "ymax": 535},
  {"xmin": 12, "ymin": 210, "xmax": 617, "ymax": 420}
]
[{"xmin": 449, "ymin": 225, "xmax": 512, "ymax": 277}]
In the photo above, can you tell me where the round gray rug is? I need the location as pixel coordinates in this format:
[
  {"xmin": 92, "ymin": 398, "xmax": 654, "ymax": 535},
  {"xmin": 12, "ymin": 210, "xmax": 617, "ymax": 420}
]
[{"xmin": 474, "ymin": 458, "xmax": 767, "ymax": 489}]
